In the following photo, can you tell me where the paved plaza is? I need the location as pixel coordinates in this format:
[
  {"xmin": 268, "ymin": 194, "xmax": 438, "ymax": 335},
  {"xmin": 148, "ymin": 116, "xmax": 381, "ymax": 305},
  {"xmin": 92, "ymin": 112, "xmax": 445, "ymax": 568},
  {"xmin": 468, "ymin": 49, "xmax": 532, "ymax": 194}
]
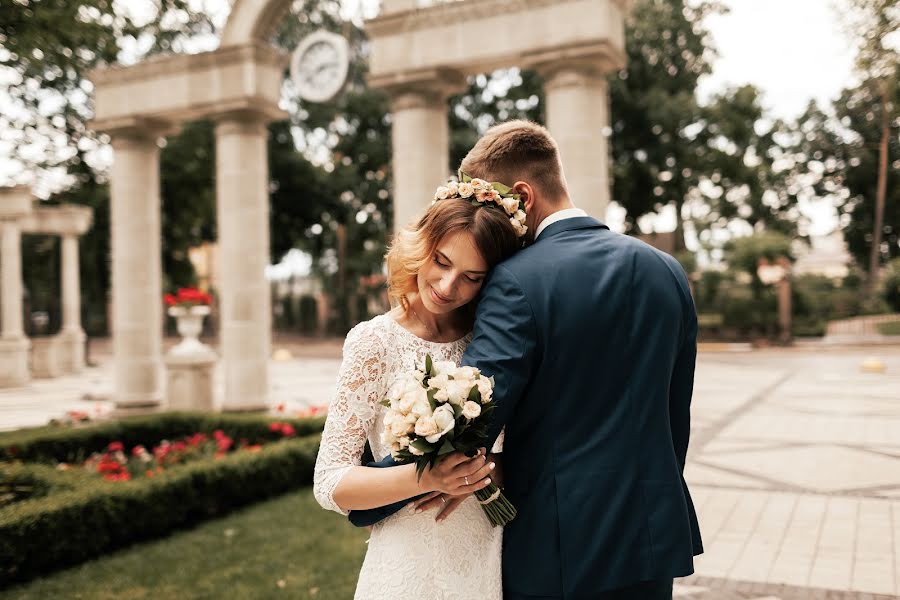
[{"xmin": 1, "ymin": 339, "xmax": 898, "ymax": 598}]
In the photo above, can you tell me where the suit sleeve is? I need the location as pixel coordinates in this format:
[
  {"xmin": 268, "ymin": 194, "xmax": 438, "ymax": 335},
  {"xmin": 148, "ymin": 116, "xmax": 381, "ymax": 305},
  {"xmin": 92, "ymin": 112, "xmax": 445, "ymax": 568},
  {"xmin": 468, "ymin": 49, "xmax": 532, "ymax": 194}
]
[
  {"xmin": 669, "ymin": 274, "xmax": 698, "ymax": 471},
  {"xmin": 462, "ymin": 265, "xmax": 539, "ymax": 451}
]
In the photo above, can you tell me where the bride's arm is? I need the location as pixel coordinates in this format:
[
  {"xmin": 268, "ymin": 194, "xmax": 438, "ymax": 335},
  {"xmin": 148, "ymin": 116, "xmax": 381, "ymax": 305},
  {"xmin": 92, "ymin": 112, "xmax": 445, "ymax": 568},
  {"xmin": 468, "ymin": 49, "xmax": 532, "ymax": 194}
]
[{"xmin": 313, "ymin": 325, "xmax": 492, "ymax": 514}]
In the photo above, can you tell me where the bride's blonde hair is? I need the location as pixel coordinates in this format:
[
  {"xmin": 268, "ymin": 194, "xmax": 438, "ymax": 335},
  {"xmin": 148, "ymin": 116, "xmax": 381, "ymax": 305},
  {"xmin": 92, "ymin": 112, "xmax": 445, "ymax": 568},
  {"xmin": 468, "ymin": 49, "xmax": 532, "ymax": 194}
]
[{"xmin": 386, "ymin": 199, "xmax": 520, "ymax": 311}]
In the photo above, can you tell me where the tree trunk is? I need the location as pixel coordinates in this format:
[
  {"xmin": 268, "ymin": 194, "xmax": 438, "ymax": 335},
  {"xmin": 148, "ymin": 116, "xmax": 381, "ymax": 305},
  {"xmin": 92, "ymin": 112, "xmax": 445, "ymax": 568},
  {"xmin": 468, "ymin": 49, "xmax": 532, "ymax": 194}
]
[{"xmin": 867, "ymin": 84, "xmax": 890, "ymax": 300}]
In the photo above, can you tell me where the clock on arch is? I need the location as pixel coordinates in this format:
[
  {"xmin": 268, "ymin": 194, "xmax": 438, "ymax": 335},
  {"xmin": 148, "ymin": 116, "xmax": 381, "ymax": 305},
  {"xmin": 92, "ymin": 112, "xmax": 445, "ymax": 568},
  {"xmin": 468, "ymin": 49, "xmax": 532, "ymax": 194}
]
[{"xmin": 289, "ymin": 30, "xmax": 350, "ymax": 103}]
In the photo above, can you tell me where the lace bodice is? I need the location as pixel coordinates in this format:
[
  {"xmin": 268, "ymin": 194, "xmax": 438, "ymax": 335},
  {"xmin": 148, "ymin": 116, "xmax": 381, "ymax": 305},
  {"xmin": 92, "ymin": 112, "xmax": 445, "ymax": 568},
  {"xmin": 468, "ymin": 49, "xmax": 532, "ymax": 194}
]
[
  {"xmin": 313, "ymin": 313, "xmax": 474, "ymax": 514},
  {"xmin": 313, "ymin": 313, "xmax": 504, "ymax": 600}
]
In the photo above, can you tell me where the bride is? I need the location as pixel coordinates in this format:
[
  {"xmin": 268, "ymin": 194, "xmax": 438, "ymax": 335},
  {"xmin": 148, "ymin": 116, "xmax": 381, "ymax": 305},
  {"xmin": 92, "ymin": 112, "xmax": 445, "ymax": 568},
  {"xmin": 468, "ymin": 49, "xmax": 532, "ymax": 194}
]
[{"xmin": 313, "ymin": 183, "xmax": 524, "ymax": 599}]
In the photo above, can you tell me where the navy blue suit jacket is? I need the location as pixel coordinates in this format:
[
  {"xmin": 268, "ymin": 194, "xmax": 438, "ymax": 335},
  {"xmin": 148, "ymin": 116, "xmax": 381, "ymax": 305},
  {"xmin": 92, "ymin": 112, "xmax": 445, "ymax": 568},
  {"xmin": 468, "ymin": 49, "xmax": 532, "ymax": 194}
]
[{"xmin": 350, "ymin": 216, "xmax": 702, "ymax": 597}]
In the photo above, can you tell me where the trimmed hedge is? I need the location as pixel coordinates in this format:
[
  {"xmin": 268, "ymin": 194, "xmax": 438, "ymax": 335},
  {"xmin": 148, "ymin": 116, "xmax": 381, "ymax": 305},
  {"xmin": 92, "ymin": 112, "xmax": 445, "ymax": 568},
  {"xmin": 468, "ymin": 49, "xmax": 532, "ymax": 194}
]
[
  {"xmin": 0, "ymin": 411, "xmax": 327, "ymax": 464},
  {"xmin": 0, "ymin": 434, "xmax": 321, "ymax": 586}
]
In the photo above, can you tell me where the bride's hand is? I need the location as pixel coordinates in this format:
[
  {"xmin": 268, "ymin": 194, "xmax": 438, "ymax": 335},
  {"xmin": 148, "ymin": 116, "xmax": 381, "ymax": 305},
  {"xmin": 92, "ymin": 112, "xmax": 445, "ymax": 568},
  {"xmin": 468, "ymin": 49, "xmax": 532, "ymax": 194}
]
[
  {"xmin": 412, "ymin": 453, "xmax": 504, "ymax": 521},
  {"xmin": 418, "ymin": 448, "xmax": 495, "ymax": 496},
  {"xmin": 411, "ymin": 491, "xmax": 468, "ymax": 522}
]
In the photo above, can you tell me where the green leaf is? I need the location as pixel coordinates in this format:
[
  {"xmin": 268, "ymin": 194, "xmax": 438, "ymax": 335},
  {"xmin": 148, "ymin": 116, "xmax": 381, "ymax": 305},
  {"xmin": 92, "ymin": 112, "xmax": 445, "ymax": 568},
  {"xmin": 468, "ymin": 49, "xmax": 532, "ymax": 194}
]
[
  {"xmin": 427, "ymin": 388, "xmax": 438, "ymax": 412},
  {"xmin": 461, "ymin": 172, "xmax": 472, "ymax": 183},
  {"xmin": 437, "ymin": 439, "xmax": 456, "ymax": 456},
  {"xmin": 410, "ymin": 438, "xmax": 435, "ymax": 455},
  {"xmin": 379, "ymin": 398, "xmax": 391, "ymax": 408},
  {"xmin": 492, "ymin": 182, "xmax": 512, "ymax": 195},
  {"xmin": 451, "ymin": 402, "xmax": 463, "ymax": 419},
  {"xmin": 425, "ymin": 354, "xmax": 433, "ymax": 377},
  {"xmin": 467, "ymin": 385, "xmax": 481, "ymax": 404}
]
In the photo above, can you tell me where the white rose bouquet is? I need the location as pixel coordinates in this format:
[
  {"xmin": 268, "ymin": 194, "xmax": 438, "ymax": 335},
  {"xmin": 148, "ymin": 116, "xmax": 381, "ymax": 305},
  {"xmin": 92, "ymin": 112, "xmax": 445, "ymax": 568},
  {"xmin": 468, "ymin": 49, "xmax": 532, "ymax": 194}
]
[{"xmin": 380, "ymin": 354, "xmax": 517, "ymax": 526}]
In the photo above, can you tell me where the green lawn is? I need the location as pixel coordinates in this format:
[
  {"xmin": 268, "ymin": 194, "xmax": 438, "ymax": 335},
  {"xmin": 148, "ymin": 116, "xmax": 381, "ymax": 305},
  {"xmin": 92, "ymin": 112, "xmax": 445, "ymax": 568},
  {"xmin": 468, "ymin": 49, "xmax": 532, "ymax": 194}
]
[{"xmin": 0, "ymin": 488, "xmax": 368, "ymax": 600}]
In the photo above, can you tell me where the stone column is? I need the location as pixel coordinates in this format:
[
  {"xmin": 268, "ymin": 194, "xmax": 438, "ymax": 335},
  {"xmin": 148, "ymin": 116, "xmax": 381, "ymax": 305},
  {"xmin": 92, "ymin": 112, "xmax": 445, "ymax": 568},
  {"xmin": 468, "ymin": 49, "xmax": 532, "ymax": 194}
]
[
  {"xmin": 215, "ymin": 111, "xmax": 271, "ymax": 412},
  {"xmin": 374, "ymin": 71, "xmax": 465, "ymax": 234},
  {"xmin": 539, "ymin": 62, "xmax": 613, "ymax": 219},
  {"xmin": 58, "ymin": 233, "xmax": 86, "ymax": 372},
  {"xmin": 108, "ymin": 128, "xmax": 165, "ymax": 414},
  {"xmin": 0, "ymin": 217, "xmax": 30, "ymax": 386}
]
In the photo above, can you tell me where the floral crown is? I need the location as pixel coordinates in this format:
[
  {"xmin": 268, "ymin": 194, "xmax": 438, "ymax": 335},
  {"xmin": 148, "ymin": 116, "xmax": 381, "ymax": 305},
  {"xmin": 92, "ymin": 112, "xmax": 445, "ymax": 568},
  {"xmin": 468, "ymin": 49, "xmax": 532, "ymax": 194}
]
[{"xmin": 433, "ymin": 172, "xmax": 528, "ymax": 238}]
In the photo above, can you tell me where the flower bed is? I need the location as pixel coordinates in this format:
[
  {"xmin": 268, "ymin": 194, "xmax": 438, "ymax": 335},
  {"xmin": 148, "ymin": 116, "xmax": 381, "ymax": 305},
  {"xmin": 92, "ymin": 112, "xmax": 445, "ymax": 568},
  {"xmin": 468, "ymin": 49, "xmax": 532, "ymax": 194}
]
[{"xmin": 0, "ymin": 412, "xmax": 326, "ymax": 586}]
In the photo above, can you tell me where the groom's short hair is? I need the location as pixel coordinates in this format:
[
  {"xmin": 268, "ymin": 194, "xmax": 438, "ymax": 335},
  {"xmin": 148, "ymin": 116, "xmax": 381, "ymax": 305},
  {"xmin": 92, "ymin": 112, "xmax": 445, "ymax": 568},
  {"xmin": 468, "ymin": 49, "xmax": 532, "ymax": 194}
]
[{"xmin": 459, "ymin": 120, "xmax": 568, "ymax": 201}]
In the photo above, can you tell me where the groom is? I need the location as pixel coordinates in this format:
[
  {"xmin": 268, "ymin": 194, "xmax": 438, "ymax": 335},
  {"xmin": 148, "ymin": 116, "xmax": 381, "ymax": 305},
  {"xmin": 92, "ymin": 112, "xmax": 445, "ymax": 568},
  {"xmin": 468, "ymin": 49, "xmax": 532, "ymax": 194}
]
[{"xmin": 352, "ymin": 120, "xmax": 702, "ymax": 599}]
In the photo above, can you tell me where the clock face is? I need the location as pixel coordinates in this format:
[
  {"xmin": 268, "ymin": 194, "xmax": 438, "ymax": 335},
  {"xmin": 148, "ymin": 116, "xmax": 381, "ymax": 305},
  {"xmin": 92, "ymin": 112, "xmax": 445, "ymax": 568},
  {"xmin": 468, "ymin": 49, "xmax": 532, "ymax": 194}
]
[{"xmin": 290, "ymin": 31, "xmax": 350, "ymax": 103}]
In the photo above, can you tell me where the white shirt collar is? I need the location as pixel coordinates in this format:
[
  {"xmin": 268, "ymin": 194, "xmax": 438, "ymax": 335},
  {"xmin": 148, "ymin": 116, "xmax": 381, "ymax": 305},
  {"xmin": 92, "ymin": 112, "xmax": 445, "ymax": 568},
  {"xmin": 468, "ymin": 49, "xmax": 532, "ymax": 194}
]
[{"xmin": 534, "ymin": 208, "xmax": 589, "ymax": 240}]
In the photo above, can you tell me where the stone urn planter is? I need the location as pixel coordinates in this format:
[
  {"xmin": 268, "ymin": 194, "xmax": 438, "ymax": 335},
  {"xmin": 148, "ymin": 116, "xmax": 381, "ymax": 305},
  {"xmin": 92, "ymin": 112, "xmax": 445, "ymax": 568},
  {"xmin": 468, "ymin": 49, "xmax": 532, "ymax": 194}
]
[{"xmin": 167, "ymin": 304, "xmax": 211, "ymax": 357}]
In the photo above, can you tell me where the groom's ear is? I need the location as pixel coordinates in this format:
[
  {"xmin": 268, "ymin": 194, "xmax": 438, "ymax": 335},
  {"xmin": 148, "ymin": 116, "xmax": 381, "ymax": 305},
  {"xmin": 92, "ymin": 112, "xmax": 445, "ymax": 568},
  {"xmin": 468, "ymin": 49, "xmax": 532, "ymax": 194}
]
[{"xmin": 513, "ymin": 181, "xmax": 536, "ymax": 213}]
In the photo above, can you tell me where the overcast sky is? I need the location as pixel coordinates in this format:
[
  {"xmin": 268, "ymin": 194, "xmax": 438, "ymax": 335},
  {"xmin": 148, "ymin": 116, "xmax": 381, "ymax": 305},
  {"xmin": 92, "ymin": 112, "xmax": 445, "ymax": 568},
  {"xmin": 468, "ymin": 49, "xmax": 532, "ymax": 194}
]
[{"xmin": 696, "ymin": 0, "xmax": 856, "ymax": 120}]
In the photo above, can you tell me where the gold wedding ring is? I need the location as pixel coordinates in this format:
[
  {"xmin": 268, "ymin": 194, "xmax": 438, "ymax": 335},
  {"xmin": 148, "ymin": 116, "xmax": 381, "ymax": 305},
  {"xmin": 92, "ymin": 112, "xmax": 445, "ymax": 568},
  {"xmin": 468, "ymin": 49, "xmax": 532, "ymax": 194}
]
[
  {"xmin": 464, "ymin": 476, "xmax": 470, "ymax": 485},
  {"xmin": 440, "ymin": 497, "xmax": 446, "ymax": 504}
]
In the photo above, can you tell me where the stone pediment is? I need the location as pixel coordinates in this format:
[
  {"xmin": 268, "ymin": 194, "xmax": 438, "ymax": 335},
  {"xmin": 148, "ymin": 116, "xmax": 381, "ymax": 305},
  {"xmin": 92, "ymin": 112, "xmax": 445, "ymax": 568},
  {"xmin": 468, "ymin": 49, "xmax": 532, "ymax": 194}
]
[{"xmin": 366, "ymin": 0, "xmax": 628, "ymax": 82}]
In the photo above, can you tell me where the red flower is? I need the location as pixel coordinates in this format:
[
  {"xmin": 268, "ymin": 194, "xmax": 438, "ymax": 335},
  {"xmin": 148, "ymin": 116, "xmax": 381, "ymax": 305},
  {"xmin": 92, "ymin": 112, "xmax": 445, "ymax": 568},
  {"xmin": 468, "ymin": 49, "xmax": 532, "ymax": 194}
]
[
  {"xmin": 276, "ymin": 403, "xmax": 285, "ymax": 413},
  {"xmin": 281, "ymin": 424, "xmax": 296, "ymax": 437},
  {"xmin": 98, "ymin": 461, "xmax": 120, "ymax": 473},
  {"xmin": 216, "ymin": 436, "xmax": 233, "ymax": 452},
  {"xmin": 213, "ymin": 429, "xmax": 226, "ymax": 439},
  {"xmin": 269, "ymin": 422, "xmax": 282, "ymax": 432},
  {"xmin": 164, "ymin": 294, "xmax": 177, "ymax": 306},
  {"xmin": 108, "ymin": 441, "xmax": 124, "ymax": 452},
  {"xmin": 146, "ymin": 469, "xmax": 155, "ymax": 478},
  {"xmin": 172, "ymin": 441, "xmax": 187, "ymax": 453},
  {"xmin": 131, "ymin": 445, "xmax": 147, "ymax": 457},
  {"xmin": 188, "ymin": 433, "xmax": 208, "ymax": 446}
]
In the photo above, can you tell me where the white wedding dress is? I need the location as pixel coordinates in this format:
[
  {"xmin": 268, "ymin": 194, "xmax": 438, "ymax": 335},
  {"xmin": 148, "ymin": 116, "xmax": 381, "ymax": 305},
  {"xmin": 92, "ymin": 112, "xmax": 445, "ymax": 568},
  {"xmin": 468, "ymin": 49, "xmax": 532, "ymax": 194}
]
[{"xmin": 313, "ymin": 313, "xmax": 503, "ymax": 600}]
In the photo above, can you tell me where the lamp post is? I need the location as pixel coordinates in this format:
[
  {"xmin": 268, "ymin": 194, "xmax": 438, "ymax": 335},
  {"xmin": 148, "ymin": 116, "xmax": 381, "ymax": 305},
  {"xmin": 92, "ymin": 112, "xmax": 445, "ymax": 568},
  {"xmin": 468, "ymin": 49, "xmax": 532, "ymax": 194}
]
[{"xmin": 757, "ymin": 256, "xmax": 793, "ymax": 345}]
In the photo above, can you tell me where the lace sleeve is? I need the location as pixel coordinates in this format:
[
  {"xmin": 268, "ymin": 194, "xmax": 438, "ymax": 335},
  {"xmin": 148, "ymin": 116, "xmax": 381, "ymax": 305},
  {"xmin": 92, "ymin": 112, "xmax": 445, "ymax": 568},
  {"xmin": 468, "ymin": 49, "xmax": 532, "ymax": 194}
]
[{"xmin": 313, "ymin": 322, "xmax": 388, "ymax": 514}]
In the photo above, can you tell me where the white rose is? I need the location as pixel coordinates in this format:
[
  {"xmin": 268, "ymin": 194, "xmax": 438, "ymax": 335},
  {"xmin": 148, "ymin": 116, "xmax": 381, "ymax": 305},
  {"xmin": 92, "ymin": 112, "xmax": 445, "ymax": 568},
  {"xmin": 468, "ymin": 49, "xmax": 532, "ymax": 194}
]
[
  {"xmin": 470, "ymin": 178, "xmax": 487, "ymax": 191},
  {"xmin": 390, "ymin": 418, "xmax": 412, "ymax": 437},
  {"xmin": 476, "ymin": 377, "xmax": 493, "ymax": 403},
  {"xmin": 397, "ymin": 435, "xmax": 411, "ymax": 449},
  {"xmin": 409, "ymin": 443, "xmax": 425, "ymax": 456},
  {"xmin": 428, "ymin": 372, "xmax": 450, "ymax": 389},
  {"xmin": 411, "ymin": 394, "xmax": 433, "ymax": 418},
  {"xmin": 415, "ymin": 415, "xmax": 439, "ymax": 438},
  {"xmin": 514, "ymin": 210, "xmax": 527, "ymax": 222},
  {"xmin": 462, "ymin": 400, "xmax": 482, "ymax": 420},
  {"xmin": 446, "ymin": 181, "xmax": 459, "ymax": 197},
  {"xmin": 434, "ymin": 388, "xmax": 450, "ymax": 403},
  {"xmin": 428, "ymin": 404, "xmax": 456, "ymax": 443},
  {"xmin": 434, "ymin": 186, "xmax": 450, "ymax": 200},
  {"xmin": 433, "ymin": 360, "xmax": 457, "ymax": 375},
  {"xmin": 446, "ymin": 379, "xmax": 472, "ymax": 407},
  {"xmin": 398, "ymin": 386, "xmax": 426, "ymax": 413},
  {"xmin": 510, "ymin": 217, "xmax": 528, "ymax": 237},
  {"xmin": 458, "ymin": 182, "xmax": 475, "ymax": 198},
  {"xmin": 456, "ymin": 366, "xmax": 479, "ymax": 381},
  {"xmin": 501, "ymin": 197, "xmax": 520, "ymax": 215}
]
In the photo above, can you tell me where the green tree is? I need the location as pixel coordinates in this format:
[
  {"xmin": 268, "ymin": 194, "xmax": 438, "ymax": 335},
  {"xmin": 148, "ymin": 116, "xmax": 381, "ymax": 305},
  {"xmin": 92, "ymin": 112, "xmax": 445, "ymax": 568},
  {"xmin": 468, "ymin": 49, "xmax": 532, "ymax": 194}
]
[
  {"xmin": 790, "ymin": 84, "xmax": 899, "ymax": 274},
  {"xmin": 690, "ymin": 85, "xmax": 804, "ymax": 247},
  {"xmin": 840, "ymin": 0, "xmax": 899, "ymax": 296},
  {"xmin": 0, "ymin": 0, "xmax": 217, "ymax": 181},
  {"xmin": 609, "ymin": 0, "xmax": 724, "ymax": 250}
]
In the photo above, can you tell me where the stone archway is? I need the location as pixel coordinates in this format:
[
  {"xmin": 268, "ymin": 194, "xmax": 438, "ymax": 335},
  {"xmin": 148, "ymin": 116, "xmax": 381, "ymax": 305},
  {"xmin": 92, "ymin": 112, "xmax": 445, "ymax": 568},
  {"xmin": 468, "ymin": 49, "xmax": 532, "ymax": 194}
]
[{"xmin": 89, "ymin": 0, "xmax": 629, "ymax": 415}]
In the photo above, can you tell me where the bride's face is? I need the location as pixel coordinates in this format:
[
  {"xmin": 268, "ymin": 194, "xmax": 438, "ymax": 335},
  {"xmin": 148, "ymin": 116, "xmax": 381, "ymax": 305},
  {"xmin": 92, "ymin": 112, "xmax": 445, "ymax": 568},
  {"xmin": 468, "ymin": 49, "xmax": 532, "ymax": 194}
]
[{"xmin": 418, "ymin": 231, "xmax": 489, "ymax": 315}]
